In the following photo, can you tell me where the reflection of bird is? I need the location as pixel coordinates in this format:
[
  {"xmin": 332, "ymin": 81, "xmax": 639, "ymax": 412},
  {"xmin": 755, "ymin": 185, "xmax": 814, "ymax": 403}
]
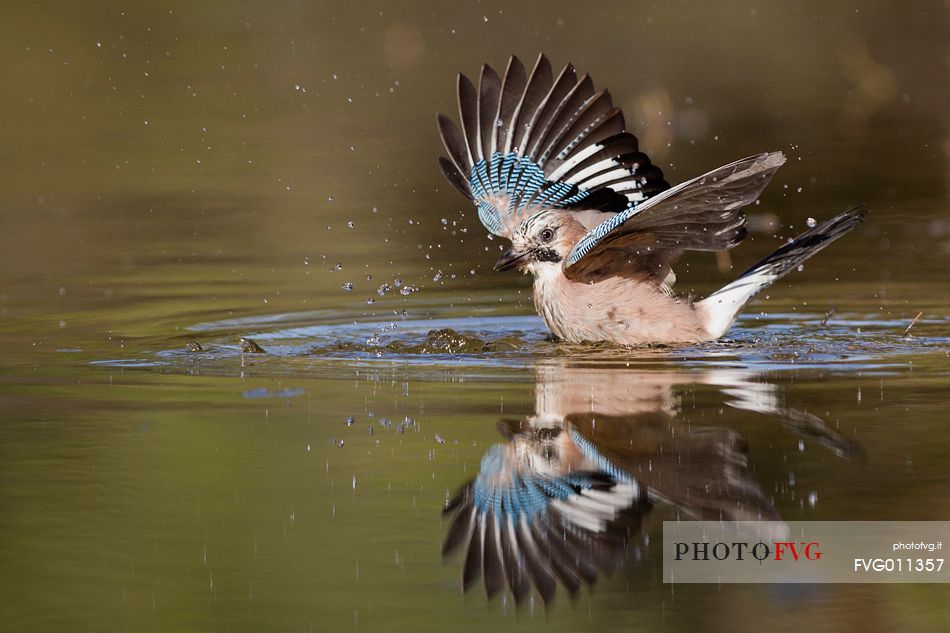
[
  {"xmin": 442, "ymin": 424, "xmax": 648, "ymax": 605},
  {"xmin": 437, "ymin": 54, "xmax": 865, "ymax": 345},
  {"xmin": 442, "ymin": 365, "xmax": 860, "ymax": 604}
]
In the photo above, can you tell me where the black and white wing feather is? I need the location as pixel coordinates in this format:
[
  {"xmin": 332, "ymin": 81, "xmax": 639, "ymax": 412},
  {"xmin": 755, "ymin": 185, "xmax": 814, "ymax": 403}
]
[
  {"xmin": 564, "ymin": 152, "xmax": 786, "ymax": 276},
  {"xmin": 437, "ymin": 54, "xmax": 669, "ymax": 238},
  {"xmin": 442, "ymin": 429, "xmax": 647, "ymax": 605}
]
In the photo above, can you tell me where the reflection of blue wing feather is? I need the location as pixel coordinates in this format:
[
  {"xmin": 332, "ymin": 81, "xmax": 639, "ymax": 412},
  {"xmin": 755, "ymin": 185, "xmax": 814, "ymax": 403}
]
[
  {"xmin": 437, "ymin": 54, "xmax": 670, "ymax": 238},
  {"xmin": 442, "ymin": 431, "xmax": 646, "ymax": 605},
  {"xmin": 469, "ymin": 444, "xmax": 638, "ymax": 526}
]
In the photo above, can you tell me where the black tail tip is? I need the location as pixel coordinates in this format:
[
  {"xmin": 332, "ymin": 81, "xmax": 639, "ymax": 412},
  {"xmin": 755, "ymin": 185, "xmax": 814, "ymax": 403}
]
[
  {"xmin": 734, "ymin": 205, "xmax": 867, "ymax": 281},
  {"xmin": 844, "ymin": 204, "xmax": 868, "ymax": 219},
  {"xmin": 806, "ymin": 205, "xmax": 868, "ymax": 240},
  {"xmin": 831, "ymin": 205, "xmax": 868, "ymax": 227}
]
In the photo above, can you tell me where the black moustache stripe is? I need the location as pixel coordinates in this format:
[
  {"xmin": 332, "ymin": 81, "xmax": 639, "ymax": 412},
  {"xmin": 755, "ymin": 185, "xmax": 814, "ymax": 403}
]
[{"xmin": 534, "ymin": 248, "xmax": 563, "ymax": 263}]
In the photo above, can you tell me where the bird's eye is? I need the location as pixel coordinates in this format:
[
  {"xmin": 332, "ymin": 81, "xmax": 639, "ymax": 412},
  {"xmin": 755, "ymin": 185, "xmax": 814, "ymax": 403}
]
[{"xmin": 539, "ymin": 228, "xmax": 555, "ymax": 243}]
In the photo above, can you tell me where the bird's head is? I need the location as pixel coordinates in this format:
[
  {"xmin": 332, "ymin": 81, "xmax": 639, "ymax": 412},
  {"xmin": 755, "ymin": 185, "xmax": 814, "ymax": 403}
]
[{"xmin": 493, "ymin": 211, "xmax": 581, "ymax": 273}]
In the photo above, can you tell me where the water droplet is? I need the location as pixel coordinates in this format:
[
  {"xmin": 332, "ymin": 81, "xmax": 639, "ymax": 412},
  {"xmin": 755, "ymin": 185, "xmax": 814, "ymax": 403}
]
[
  {"xmin": 806, "ymin": 217, "xmax": 817, "ymax": 228},
  {"xmin": 347, "ymin": 221, "xmax": 355, "ymax": 229}
]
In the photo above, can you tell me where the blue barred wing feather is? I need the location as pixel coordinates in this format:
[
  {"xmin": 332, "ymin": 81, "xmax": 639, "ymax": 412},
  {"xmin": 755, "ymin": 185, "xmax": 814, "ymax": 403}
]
[
  {"xmin": 441, "ymin": 431, "xmax": 644, "ymax": 604},
  {"xmin": 437, "ymin": 54, "xmax": 670, "ymax": 239}
]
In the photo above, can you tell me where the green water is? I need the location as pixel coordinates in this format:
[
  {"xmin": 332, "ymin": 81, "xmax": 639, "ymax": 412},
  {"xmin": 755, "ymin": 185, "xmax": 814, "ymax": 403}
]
[{"xmin": 1, "ymin": 2, "xmax": 949, "ymax": 632}]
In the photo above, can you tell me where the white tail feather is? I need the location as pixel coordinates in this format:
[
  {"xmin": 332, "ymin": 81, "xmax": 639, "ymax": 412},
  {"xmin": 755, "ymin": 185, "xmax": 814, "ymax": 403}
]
[
  {"xmin": 699, "ymin": 207, "xmax": 867, "ymax": 339},
  {"xmin": 700, "ymin": 269, "xmax": 779, "ymax": 338}
]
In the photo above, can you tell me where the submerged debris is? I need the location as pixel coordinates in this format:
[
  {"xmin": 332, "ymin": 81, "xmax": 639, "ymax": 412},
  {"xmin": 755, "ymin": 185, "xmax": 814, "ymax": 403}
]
[
  {"xmin": 312, "ymin": 326, "xmax": 524, "ymax": 356},
  {"xmin": 903, "ymin": 311, "xmax": 924, "ymax": 337},
  {"xmin": 239, "ymin": 337, "xmax": 266, "ymax": 353},
  {"xmin": 416, "ymin": 329, "xmax": 488, "ymax": 354},
  {"xmin": 820, "ymin": 307, "xmax": 837, "ymax": 327}
]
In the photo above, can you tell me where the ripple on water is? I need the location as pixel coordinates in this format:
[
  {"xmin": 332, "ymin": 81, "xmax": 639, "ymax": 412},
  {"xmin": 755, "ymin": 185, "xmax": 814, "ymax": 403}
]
[{"xmin": 121, "ymin": 311, "xmax": 950, "ymax": 377}]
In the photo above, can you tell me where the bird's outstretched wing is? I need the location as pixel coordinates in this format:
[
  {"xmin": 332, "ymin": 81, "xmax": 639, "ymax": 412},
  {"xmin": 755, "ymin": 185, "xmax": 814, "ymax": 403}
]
[
  {"xmin": 437, "ymin": 54, "xmax": 669, "ymax": 239},
  {"xmin": 563, "ymin": 152, "xmax": 786, "ymax": 279},
  {"xmin": 442, "ymin": 430, "xmax": 648, "ymax": 605},
  {"xmin": 567, "ymin": 412, "xmax": 782, "ymax": 525}
]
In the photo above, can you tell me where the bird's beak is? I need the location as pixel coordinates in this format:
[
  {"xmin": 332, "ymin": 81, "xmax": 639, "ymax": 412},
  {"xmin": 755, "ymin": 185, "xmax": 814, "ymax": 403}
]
[{"xmin": 493, "ymin": 249, "xmax": 531, "ymax": 272}]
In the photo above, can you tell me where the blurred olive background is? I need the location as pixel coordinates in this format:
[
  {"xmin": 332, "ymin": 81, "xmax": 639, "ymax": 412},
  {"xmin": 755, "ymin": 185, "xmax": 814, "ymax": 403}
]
[{"xmin": 0, "ymin": 1, "xmax": 949, "ymax": 632}]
